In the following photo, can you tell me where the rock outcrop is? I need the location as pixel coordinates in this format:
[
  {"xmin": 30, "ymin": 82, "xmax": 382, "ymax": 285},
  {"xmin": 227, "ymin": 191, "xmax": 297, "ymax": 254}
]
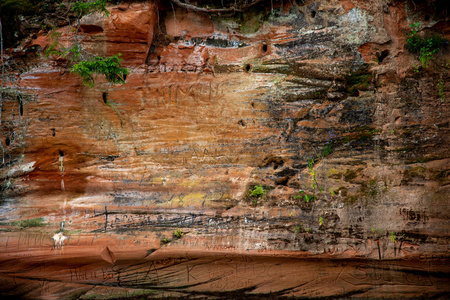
[{"xmin": 0, "ymin": 0, "xmax": 449, "ymax": 298}]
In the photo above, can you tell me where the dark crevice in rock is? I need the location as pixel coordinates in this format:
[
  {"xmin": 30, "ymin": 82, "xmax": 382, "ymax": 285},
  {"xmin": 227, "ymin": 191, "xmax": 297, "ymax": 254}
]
[
  {"xmin": 102, "ymin": 92, "xmax": 108, "ymax": 104},
  {"xmin": 377, "ymin": 50, "xmax": 389, "ymax": 63}
]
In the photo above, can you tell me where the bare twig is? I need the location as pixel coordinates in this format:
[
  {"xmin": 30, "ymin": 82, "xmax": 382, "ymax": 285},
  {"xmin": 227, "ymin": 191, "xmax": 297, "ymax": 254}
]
[{"xmin": 170, "ymin": 0, "xmax": 265, "ymax": 14}]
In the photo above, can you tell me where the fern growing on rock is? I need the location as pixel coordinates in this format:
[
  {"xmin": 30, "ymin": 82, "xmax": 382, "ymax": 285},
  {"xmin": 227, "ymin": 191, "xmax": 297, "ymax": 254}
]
[
  {"xmin": 44, "ymin": 0, "xmax": 128, "ymax": 87},
  {"xmin": 71, "ymin": 54, "xmax": 128, "ymax": 88}
]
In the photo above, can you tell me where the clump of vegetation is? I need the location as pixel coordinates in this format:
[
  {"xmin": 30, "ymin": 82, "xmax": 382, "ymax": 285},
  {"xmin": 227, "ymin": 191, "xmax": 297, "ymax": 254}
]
[
  {"xmin": 71, "ymin": 55, "xmax": 128, "ymax": 88},
  {"xmin": 294, "ymin": 157, "xmax": 322, "ymax": 204},
  {"xmin": 12, "ymin": 217, "xmax": 46, "ymax": 228},
  {"xmin": 249, "ymin": 184, "xmax": 267, "ymax": 205},
  {"xmin": 294, "ymin": 190, "xmax": 316, "ymax": 202},
  {"xmin": 173, "ymin": 228, "xmax": 184, "ymax": 239},
  {"xmin": 406, "ymin": 22, "xmax": 448, "ymax": 69},
  {"xmin": 390, "ymin": 232, "xmax": 396, "ymax": 243},
  {"xmin": 44, "ymin": 0, "xmax": 128, "ymax": 87},
  {"xmin": 249, "ymin": 184, "xmax": 266, "ymax": 198}
]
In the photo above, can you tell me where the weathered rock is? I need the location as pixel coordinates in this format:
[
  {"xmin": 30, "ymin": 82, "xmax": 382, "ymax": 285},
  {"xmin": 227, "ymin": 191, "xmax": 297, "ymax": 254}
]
[{"xmin": 0, "ymin": 0, "xmax": 449, "ymax": 298}]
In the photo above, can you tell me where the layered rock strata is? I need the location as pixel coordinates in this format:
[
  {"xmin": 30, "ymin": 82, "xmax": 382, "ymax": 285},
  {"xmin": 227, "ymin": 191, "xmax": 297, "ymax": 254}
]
[{"xmin": 0, "ymin": 0, "xmax": 449, "ymax": 298}]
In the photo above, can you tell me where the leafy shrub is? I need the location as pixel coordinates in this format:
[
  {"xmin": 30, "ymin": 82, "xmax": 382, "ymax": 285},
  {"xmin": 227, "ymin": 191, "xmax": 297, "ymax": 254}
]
[
  {"xmin": 42, "ymin": 1, "xmax": 128, "ymax": 87},
  {"xmin": 71, "ymin": 54, "xmax": 129, "ymax": 87},
  {"xmin": 249, "ymin": 184, "xmax": 265, "ymax": 198},
  {"xmin": 406, "ymin": 22, "xmax": 448, "ymax": 68}
]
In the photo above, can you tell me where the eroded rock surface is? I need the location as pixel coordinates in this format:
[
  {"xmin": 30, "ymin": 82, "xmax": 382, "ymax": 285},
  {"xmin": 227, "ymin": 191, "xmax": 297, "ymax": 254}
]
[{"xmin": 0, "ymin": 0, "xmax": 449, "ymax": 298}]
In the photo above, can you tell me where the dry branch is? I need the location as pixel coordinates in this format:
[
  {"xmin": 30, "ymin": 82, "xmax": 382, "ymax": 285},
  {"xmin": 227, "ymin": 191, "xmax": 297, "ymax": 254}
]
[{"xmin": 170, "ymin": 0, "xmax": 265, "ymax": 14}]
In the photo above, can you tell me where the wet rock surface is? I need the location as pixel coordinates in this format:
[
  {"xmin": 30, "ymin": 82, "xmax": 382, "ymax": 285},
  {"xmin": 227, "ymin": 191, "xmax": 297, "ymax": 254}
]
[{"xmin": 0, "ymin": 0, "xmax": 449, "ymax": 298}]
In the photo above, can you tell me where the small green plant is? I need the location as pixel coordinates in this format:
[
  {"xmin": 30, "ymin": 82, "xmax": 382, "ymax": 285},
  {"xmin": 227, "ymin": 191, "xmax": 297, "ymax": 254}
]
[
  {"xmin": 319, "ymin": 217, "xmax": 323, "ymax": 226},
  {"xmin": 161, "ymin": 238, "xmax": 170, "ymax": 245},
  {"xmin": 406, "ymin": 22, "xmax": 448, "ymax": 69},
  {"xmin": 390, "ymin": 232, "xmax": 396, "ymax": 243},
  {"xmin": 250, "ymin": 184, "xmax": 265, "ymax": 198},
  {"xmin": 173, "ymin": 228, "xmax": 184, "ymax": 239},
  {"xmin": 294, "ymin": 190, "xmax": 316, "ymax": 202},
  {"xmin": 305, "ymin": 194, "xmax": 316, "ymax": 202},
  {"xmin": 293, "ymin": 156, "xmax": 322, "ymax": 203},
  {"xmin": 308, "ymin": 157, "xmax": 319, "ymax": 190},
  {"xmin": 329, "ymin": 188, "xmax": 335, "ymax": 196}
]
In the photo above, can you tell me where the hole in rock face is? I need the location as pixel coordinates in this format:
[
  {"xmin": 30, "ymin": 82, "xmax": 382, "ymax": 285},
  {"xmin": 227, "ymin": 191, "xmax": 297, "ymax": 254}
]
[
  {"xmin": 102, "ymin": 92, "xmax": 108, "ymax": 104},
  {"xmin": 52, "ymin": 128, "xmax": 56, "ymax": 137},
  {"xmin": 5, "ymin": 137, "xmax": 10, "ymax": 146},
  {"xmin": 122, "ymin": 74, "xmax": 127, "ymax": 82},
  {"xmin": 59, "ymin": 150, "xmax": 64, "ymax": 157},
  {"xmin": 311, "ymin": 11, "xmax": 316, "ymax": 18},
  {"xmin": 378, "ymin": 50, "xmax": 389, "ymax": 63},
  {"xmin": 18, "ymin": 100, "xmax": 23, "ymax": 116},
  {"xmin": 262, "ymin": 43, "xmax": 268, "ymax": 52},
  {"xmin": 244, "ymin": 64, "xmax": 251, "ymax": 72},
  {"xmin": 251, "ymin": 102, "xmax": 255, "ymax": 108},
  {"xmin": 238, "ymin": 120, "xmax": 246, "ymax": 127},
  {"xmin": 80, "ymin": 25, "xmax": 104, "ymax": 34}
]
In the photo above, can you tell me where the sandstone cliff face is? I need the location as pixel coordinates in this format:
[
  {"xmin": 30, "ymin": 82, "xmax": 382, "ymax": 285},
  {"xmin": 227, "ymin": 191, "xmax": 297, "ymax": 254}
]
[{"xmin": 0, "ymin": 0, "xmax": 449, "ymax": 298}]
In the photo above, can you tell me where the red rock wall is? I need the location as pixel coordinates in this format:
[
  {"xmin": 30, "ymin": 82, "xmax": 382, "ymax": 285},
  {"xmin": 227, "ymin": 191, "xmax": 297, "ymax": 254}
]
[{"xmin": 0, "ymin": 0, "xmax": 449, "ymax": 298}]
